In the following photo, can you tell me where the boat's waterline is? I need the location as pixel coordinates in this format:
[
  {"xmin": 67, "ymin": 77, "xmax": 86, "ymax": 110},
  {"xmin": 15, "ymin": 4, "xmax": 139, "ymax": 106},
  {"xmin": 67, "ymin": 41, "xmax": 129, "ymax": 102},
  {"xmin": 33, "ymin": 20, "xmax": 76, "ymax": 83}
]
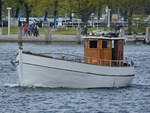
[{"xmin": 16, "ymin": 50, "xmax": 134, "ymax": 88}]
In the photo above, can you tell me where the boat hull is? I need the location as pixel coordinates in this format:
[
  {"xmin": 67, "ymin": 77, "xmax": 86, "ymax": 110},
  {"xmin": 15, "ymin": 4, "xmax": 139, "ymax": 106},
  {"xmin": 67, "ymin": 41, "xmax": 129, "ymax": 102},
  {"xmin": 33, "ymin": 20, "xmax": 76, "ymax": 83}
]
[{"xmin": 16, "ymin": 50, "xmax": 134, "ymax": 88}]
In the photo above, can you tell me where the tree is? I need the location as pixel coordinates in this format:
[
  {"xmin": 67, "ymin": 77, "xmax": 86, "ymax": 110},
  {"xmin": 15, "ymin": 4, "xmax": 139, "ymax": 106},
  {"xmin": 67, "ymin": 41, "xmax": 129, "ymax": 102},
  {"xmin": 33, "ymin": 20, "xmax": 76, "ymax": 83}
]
[
  {"xmin": 58, "ymin": 0, "xmax": 76, "ymax": 20},
  {"xmin": 138, "ymin": 0, "xmax": 150, "ymax": 15},
  {"xmin": 73, "ymin": 0, "xmax": 95, "ymax": 25},
  {"xmin": 6, "ymin": 0, "xmax": 37, "ymax": 24},
  {"xmin": 110, "ymin": 0, "xmax": 142, "ymax": 34},
  {"xmin": 92, "ymin": 0, "xmax": 105, "ymax": 23},
  {"xmin": 31, "ymin": 0, "xmax": 55, "ymax": 17}
]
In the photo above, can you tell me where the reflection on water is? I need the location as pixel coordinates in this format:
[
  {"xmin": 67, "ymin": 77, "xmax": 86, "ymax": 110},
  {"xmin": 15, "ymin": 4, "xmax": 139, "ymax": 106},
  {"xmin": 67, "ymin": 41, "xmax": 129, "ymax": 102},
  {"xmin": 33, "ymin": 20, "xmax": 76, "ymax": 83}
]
[{"xmin": 0, "ymin": 43, "xmax": 150, "ymax": 112}]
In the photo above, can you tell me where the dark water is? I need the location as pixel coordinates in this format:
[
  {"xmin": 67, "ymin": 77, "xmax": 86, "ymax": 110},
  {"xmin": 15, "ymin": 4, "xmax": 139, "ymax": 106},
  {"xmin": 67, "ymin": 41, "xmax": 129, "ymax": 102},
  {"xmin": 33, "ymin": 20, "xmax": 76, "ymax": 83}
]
[{"xmin": 0, "ymin": 42, "xmax": 150, "ymax": 113}]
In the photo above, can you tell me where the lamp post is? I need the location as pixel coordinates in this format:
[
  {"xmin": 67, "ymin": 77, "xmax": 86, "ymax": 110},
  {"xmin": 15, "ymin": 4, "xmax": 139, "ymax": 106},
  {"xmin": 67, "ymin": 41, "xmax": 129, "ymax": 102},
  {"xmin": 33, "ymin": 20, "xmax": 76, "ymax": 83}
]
[
  {"xmin": 7, "ymin": 7, "xmax": 11, "ymax": 36},
  {"xmin": 107, "ymin": 9, "xmax": 111, "ymax": 29},
  {"xmin": 97, "ymin": 8, "xmax": 99, "ymax": 30},
  {"xmin": 65, "ymin": 0, "xmax": 67, "ymax": 28},
  {"xmin": 54, "ymin": 0, "xmax": 58, "ymax": 28}
]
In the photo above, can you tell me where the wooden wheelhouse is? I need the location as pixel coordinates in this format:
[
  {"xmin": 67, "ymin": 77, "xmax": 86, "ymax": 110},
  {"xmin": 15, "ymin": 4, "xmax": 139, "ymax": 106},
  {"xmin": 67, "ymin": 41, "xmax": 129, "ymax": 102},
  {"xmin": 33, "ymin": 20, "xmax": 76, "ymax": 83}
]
[{"xmin": 84, "ymin": 37, "xmax": 124, "ymax": 66}]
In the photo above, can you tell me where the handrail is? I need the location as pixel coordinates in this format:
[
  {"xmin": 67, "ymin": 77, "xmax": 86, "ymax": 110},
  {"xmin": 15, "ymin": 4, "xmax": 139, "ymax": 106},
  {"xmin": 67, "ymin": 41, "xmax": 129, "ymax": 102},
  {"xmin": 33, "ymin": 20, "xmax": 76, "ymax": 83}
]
[{"xmin": 39, "ymin": 52, "xmax": 134, "ymax": 67}]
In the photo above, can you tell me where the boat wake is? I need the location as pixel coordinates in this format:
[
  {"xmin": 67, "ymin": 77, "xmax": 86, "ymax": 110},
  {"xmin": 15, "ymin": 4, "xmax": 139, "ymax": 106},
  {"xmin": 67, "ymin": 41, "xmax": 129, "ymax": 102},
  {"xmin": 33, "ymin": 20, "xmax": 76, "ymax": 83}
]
[
  {"xmin": 4, "ymin": 83, "xmax": 61, "ymax": 89},
  {"xmin": 4, "ymin": 83, "xmax": 150, "ymax": 90},
  {"xmin": 4, "ymin": 83, "xmax": 20, "ymax": 88}
]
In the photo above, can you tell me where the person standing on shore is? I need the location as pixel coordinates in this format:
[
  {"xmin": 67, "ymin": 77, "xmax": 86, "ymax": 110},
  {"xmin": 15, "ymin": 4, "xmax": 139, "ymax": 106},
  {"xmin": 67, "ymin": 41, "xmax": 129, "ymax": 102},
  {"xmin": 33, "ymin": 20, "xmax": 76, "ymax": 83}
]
[
  {"xmin": 34, "ymin": 24, "xmax": 39, "ymax": 37},
  {"xmin": 24, "ymin": 24, "xmax": 28, "ymax": 37},
  {"xmin": 36, "ymin": 24, "xmax": 39, "ymax": 37},
  {"xmin": 83, "ymin": 25, "xmax": 88, "ymax": 35},
  {"xmin": 30, "ymin": 24, "xmax": 34, "ymax": 37},
  {"xmin": 28, "ymin": 25, "xmax": 31, "ymax": 37}
]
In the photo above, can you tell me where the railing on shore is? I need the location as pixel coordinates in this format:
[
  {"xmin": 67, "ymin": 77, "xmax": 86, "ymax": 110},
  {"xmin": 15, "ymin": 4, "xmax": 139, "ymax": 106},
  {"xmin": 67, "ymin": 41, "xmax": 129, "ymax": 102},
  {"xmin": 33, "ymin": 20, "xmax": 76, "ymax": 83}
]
[{"xmin": 40, "ymin": 52, "xmax": 134, "ymax": 67}]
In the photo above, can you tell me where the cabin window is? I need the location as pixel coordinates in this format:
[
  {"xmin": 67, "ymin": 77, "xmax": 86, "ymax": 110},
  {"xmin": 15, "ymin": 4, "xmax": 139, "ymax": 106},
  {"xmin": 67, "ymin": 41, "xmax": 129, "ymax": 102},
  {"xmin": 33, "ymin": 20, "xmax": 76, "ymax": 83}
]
[
  {"xmin": 102, "ymin": 40, "xmax": 109, "ymax": 48},
  {"xmin": 90, "ymin": 40, "xmax": 97, "ymax": 48}
]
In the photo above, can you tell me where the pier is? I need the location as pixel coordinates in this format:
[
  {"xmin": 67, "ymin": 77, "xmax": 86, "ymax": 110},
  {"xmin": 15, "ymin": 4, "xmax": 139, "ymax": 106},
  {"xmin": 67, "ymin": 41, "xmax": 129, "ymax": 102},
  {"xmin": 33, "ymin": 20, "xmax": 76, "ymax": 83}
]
[
  {"xmin": 0, "ymin": 34, "xmax": 80, "ymax": 42},
  {"xmin": 0, "ymin": 34, "xmax": 147, "ymax": 44},
  {"xmin": 126, "ymin": 35, "xmax": 146, "ymax": 44}
]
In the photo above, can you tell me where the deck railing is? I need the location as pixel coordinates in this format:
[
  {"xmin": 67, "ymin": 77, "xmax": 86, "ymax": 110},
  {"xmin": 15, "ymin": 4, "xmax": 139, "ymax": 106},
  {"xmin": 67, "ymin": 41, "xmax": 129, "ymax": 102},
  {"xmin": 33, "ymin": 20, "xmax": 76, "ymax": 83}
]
[{"xmin": 40, "ymin": 52, "xmax": 134, "ymax": 67}]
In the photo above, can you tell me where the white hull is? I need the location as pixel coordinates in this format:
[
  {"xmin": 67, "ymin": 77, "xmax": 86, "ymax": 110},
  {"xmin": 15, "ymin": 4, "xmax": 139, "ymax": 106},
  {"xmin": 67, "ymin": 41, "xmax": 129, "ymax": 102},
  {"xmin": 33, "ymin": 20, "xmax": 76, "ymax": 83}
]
[{"xmin": 16, "ymin": 50, "xmax": 134, "ymax": 88}]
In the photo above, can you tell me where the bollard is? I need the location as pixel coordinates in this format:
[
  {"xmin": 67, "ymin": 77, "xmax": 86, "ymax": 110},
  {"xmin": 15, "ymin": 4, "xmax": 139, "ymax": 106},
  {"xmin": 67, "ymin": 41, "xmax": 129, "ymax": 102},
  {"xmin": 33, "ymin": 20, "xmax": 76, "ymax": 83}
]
[
  {"xmin": 76, "ymin": 27, "xmax": 81, "ymax": 43},
  {"xmin": 45, "ymin": 27, "xmax": 52, "ymax": 42},
  {"xmin": 145, "ymin": 27, "xmax": 150, "ymax": 44},
  {"xmin": 43, "ymin": 21, "xmax": 52, "ymax": 42}
]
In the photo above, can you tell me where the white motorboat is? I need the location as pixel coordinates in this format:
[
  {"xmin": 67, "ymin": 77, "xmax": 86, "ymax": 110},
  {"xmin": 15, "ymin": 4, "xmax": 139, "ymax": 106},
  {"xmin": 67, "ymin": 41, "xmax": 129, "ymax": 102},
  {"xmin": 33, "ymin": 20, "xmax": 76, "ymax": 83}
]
[{"xmin": 15, "ymin": 36, "xmax": 134, "ymax": 88}]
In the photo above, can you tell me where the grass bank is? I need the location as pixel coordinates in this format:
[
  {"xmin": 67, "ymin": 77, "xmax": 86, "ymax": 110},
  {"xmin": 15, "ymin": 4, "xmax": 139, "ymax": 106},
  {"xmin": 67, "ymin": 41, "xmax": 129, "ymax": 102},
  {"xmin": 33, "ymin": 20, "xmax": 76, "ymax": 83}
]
[
  {"xmin": 1, "ymin": 27, "xmax": 98, "ymax": 35},
  {"xmin": 1, "ymin": 25, "xmax": 147, "ymax": 35}
]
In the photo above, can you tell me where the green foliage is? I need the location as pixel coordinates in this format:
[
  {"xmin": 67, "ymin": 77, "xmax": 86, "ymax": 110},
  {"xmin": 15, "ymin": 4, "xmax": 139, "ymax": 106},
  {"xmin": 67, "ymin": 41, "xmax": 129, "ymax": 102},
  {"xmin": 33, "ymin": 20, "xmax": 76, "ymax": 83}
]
[
  {"xmin": 2, "ymin": 27, "xmax": 77, "ymax": 35},
  {"xmin": 3, "ymin": 0, "xmax": 150, "ymax": 19},
  {"xmin": 2, "ymin": 0, "xmax": 150, "ymax": 35},
  {"xmin": 72, "ymin": 0, "xmax": 97, "ymax": 25},
  {"xmin": 2, "ymin": 27, "xmax": 18, "ymax": 35},
  {"xmin": 53, "ymin": 27, "xmax": 76, "ymax": 35},
  {"xmin": 31, "ymin": 0, "xmax": 55, "ymax": 17}
]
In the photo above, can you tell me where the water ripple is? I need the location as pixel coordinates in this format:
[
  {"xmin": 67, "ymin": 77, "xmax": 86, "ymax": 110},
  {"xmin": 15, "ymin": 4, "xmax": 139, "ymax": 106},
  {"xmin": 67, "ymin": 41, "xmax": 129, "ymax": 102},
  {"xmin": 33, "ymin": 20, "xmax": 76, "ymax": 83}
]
[{"xmin": 0, "ymin": 43, "xmax": 150, "ymax": 112}]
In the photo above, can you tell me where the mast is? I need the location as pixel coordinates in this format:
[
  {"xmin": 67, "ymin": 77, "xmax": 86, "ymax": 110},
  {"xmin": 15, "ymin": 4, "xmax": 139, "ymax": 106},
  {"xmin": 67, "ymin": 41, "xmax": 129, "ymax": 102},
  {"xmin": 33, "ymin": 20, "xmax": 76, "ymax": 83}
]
[
  {"xmin": 18, "ymin": 26, "xmax": 23, "ymax": 85},
  {"xmin": 18, "ymin": 26, "xmax": 23, "ymax": 50}
]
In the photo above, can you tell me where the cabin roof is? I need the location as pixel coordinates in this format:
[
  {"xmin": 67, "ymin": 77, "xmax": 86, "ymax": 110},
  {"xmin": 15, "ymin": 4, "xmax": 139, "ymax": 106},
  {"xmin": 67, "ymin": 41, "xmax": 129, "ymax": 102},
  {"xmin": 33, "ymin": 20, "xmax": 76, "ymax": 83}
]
[{"xmin": 82, "ymin": 36, "xmax": 125, "ymax": 40}]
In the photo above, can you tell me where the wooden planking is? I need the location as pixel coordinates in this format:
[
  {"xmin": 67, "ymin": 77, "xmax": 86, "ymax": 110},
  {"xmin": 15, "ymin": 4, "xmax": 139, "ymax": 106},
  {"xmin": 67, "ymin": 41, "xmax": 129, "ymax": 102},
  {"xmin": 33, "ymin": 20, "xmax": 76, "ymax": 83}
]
[
  {"xmin": 84, "ymin": 39, "xmax": 124, "ymax": 66},
  {"xmin": 23, "ymin": 51, "xmax": 53, "ymax": 58},
  {"xmin": 113, "ymin": 40, "xmax": 124, "ymax": 60},
  {"xmin": 99, "ymin": 48, "xmax": 112, "ymax": 66},
  {"xmin": 98, "ymin": 40, "xmax": 102, "ymax": 49},
  {"xmin": 118, "ymin": 40, "xmax": 124, "ymax": 60},
  {"xmin": 84, "ymin": 39, "xmax": 112, "ymax": 65},
  {"xmin": 99, "ymin": 40, "xmax": 112, "ymax": 66},
  {"xmin": 84, "ymin": 48, "xmax": 99, "ymax": 64}
]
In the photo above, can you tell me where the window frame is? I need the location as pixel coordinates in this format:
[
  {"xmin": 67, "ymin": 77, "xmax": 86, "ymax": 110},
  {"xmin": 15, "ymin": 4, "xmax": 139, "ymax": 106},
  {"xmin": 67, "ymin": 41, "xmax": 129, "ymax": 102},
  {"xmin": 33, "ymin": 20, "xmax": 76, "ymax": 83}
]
[
  {"xmin": 102, "ymin": 40, "xmax": 109, "ymax": 48},
  {"xmin": 89, "ymin": 40, "xmax": 97, "ymax": 48}
]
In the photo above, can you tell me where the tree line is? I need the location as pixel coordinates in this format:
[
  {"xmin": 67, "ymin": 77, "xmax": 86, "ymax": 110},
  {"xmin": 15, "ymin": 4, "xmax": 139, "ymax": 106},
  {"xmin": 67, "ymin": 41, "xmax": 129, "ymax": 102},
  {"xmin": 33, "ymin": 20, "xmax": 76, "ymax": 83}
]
[{"xmin": 1, "ymin": 0, "xmax": 150, "ymax": 31}]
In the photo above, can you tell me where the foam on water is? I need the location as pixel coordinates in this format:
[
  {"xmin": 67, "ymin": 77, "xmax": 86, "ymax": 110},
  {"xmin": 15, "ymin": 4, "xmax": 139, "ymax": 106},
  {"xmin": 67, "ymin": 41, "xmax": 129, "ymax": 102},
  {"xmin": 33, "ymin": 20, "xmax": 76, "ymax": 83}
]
[{"xmin": 4, "ymin": 83, "xmax": 20, "ymax": 88}]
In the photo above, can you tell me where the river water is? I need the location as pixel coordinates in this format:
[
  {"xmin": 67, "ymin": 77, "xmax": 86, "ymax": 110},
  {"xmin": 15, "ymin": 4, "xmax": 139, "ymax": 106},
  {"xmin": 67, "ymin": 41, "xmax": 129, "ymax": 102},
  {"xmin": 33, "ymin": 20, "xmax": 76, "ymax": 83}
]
[{"xmin": 0, "ymin": 42, "xmax": 150, "ymax": 113}]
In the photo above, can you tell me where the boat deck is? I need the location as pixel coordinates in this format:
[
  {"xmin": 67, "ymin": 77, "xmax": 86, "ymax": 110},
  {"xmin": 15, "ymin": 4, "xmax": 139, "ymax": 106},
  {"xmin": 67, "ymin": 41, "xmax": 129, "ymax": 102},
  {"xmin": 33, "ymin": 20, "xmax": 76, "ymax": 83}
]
[{"xmin": 22, "ymin": 51, "xmax": 134, "ymax": 67}]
